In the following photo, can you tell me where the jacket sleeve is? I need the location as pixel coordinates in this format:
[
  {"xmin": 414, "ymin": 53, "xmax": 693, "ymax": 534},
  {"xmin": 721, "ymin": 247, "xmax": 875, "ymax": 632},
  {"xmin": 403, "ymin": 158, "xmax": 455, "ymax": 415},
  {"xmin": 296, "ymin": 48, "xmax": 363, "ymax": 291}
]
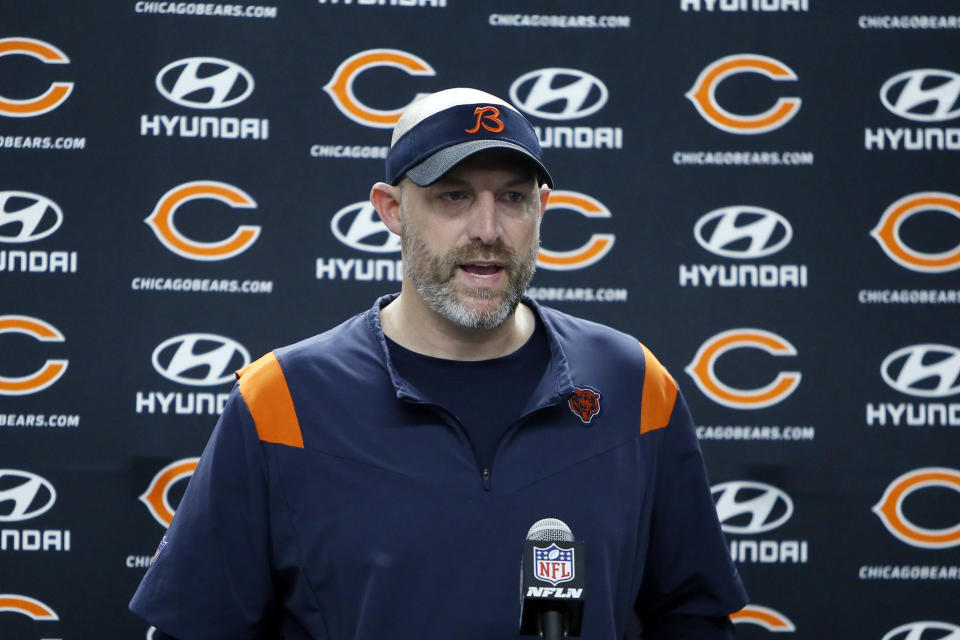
[
  {"xmin": 634, "ymin": 374, "xmax": 748, "ymax": 638},
  {"xmin": 129, "ymin": 385, "xmax": 279, "ymax": 640}
]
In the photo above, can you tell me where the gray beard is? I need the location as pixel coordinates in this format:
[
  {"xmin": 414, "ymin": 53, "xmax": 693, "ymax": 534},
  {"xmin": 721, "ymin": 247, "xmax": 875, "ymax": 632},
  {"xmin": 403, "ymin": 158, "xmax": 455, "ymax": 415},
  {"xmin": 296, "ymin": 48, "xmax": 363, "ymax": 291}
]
[
  {"xmin": 401, "ymin": 221, "xmax": 539, "ymax": 330},
  {"xmin": 412, "ymin": 267, "xmax": 525, "ymax": 330}
]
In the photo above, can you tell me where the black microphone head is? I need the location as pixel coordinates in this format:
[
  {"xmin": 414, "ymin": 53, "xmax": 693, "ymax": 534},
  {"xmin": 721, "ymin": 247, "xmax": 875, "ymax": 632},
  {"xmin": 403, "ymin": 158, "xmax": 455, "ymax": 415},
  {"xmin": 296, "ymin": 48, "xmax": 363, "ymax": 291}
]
[{"xmin": 526, "ymin": 517, "xmax": 574, "ymax": 542}]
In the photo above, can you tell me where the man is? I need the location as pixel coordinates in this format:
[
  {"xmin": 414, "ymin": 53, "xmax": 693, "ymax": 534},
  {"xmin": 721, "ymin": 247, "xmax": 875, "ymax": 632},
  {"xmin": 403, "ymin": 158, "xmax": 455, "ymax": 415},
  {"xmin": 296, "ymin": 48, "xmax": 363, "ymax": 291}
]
[{"xmin": 131, "ymin": 88, "xmax": 747, "ymax": 639}]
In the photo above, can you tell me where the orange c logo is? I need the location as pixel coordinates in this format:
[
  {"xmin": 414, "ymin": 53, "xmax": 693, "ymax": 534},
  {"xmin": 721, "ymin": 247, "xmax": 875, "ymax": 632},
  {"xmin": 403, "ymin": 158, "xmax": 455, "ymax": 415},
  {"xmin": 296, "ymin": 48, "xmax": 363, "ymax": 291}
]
[
  {"xmin": 685, "ymin": 328, "xmax": 800, "ymax": 410},
  {"xmin": 0, "ymin": 37, "xmax": 73, "ymax": 117},
  {"xmin": 145, "ymin": 181, "xmax": 260, "ymax": 261},
  {"xmin": 538, "ymin": 191, "xmax": 615, "ymax": 271},
  {"xmin": 0, "ymin": 315, "xmax": 67, "ymax": 396},
  {"xmin": 465, "ymin": 106, "xmax": 504, "ymax": 134},
  {"xmin": 873, "ymin": 467, "xmax": 960, "ymax": 549},
  {"xmin": 0, "ymin": 594, "xmax": 59, "ymax": 621},
  {"xmin": 139, "ymin": 458, "xmax": 200, "ymax": 528},
  {"xmin": 686, "ymin": 54, "xmax": 801, "ymax": 134},
  {"xmin": 730, "ymin": 604, "xmax": 796, "ymax": 632},
  {"xmin": 871, "ymin": 191, "xmax": 960, "ymax": 273},
  {"xmin": 323, "ymin": 49, "xmax": 435, "ymax": 129}
]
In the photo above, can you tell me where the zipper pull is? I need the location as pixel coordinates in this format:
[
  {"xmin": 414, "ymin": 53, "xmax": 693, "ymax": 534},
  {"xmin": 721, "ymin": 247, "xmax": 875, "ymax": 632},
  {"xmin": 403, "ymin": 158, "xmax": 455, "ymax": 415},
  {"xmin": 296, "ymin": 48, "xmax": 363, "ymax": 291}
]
[{"xmin": 481, "ymin": 468, "xmax": 491, "ymax": 491}]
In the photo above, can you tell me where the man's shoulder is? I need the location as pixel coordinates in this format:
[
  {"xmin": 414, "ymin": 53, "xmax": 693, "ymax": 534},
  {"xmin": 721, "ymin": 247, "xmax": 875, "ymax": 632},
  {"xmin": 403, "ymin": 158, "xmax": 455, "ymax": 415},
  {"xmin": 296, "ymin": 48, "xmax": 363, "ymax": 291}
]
[
  {"xmin": 534, "ymin": 302, "xmax": 646, "ymax": 360},
  {"xmin": 534, "ymin": 302, "xmax": 677, "ymax": 408},
  {"xmin": 237, "ymin": 308, "xmax": 377, "ymax": 388},
  {"xmin": 277, "ymin": 309, "xmax": 372, "ymax": 361}
]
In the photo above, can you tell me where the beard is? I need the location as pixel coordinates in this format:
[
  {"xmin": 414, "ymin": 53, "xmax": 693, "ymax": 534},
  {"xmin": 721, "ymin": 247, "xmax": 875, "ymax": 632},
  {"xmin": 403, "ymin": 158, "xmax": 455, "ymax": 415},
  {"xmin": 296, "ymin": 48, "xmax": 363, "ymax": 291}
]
[{"xmin": 400, "ymin": 207, "xmax": 539, "ymax": 330}]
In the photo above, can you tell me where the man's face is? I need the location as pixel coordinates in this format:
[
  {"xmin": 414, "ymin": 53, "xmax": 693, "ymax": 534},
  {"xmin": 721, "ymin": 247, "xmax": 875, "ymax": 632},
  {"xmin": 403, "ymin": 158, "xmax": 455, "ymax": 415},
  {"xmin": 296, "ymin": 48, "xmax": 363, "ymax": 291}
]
[{"xmin": 398, "ymin": 151, "xmax": 545, "ymax": 330}]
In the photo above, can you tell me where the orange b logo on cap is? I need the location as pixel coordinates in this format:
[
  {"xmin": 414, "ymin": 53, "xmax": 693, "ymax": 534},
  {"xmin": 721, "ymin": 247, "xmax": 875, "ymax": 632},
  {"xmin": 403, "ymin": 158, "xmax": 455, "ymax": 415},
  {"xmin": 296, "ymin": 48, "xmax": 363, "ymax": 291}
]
[{"xmin": 466, "ymin": 106, "xmax": 504, "ymax": 134}]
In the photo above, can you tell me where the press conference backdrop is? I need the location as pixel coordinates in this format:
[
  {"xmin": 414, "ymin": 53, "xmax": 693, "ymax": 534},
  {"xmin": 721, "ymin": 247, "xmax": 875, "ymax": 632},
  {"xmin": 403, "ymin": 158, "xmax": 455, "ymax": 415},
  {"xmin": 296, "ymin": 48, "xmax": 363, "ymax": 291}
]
[{"xmin": 2, "ymin": 1, "xmax": 959, "ymax": 638}]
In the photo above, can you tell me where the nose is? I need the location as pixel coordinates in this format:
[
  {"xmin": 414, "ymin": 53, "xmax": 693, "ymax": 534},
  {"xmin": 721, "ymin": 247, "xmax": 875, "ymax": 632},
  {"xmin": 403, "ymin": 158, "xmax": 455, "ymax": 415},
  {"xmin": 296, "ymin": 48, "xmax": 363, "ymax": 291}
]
[{"xmin": 466, "ymin": 192, "xmax": 501, "ymax": 245}]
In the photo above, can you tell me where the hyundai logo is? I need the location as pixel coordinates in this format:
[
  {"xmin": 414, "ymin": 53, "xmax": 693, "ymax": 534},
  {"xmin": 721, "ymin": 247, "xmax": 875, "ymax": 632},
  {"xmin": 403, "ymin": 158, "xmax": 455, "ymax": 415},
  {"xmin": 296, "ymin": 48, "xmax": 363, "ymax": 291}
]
[
  {"xmin": 0, "ymin": 469, "xmax": 57, "ymax": 522},
  {"xmin": 712, "ymin": 480, "xmax": 794, "ymax": 534},
  {"xmin": 0, "ymin": 191, "xmax": 63, "ymax": 244},
  {"xmin": 880, "ymin": 69, "xmax": 960, "ymax": 123},
  {"xmin": 882, "ymin": 621, "xmax": 960, "ymax": 640},
  {"xmin": 330, "ymin": 202, "xmax": 400, "ymax": 253},
  {"xmin": 510, "ymin": 68, "xmax": 608, "ymax": 120},
  {"xmin": 151, "ymin": 333, "xmax": 250, "ymax": 386},
  {"xmin": 881, "ymin": 344, "xmax": 960, "ymax": 398},
  {"xmin": 694, "ymin": 206, "xmax": 792, "ymax": 259},
  {"xmin": 156, "ymin": 57, "xmax": 254, "ymax": 110}
]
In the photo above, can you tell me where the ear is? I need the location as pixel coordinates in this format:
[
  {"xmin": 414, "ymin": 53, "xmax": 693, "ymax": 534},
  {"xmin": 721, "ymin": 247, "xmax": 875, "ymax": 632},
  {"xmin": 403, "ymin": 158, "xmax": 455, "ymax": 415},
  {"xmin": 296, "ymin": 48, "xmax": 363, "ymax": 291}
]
[
  {"xmin": 538, "ymin": 186, "xmax": 551, "ymax": 220},
  {"xmin": 370, "ymin": 182, "xmax": 403, "ymax": 236}
]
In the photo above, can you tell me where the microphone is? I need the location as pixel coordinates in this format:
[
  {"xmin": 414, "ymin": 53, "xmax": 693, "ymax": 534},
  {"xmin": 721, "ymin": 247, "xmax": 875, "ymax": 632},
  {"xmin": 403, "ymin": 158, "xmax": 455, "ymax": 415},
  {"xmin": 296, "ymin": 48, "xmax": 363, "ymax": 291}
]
[{"xmin": 519, "ymin": 518, "xmax": 586, "ymax": 639}]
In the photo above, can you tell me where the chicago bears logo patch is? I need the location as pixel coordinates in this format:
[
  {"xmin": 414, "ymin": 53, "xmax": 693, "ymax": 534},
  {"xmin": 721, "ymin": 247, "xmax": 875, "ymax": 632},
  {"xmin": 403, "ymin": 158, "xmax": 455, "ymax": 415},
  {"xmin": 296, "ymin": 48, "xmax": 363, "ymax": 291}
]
[{"xmin": 568, "ymin": 387, "xmax": 601, "ymax": 424}]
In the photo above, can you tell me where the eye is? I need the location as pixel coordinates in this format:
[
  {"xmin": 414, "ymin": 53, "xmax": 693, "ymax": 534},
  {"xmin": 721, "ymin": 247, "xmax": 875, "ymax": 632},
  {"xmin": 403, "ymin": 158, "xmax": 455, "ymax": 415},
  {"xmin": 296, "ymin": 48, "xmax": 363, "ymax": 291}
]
[
  {"xmin": 503, "ymin": 191, "xmax": 525, "ymax": 203},
  {"xmin": 440, "ymin": 191, "xmax": 466, "ymax": 202}
]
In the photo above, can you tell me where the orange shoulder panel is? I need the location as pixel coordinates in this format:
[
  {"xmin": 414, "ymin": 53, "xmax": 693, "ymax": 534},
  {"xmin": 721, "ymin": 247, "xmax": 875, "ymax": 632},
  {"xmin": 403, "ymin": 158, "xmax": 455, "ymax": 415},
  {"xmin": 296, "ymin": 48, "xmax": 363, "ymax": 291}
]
[
  {"xmin": 235, "ymin": 352, "xmax": 304, "ymax": 448},
  {"xmin": 639, "ymin": 343, "xmax": 678, "ymax": 435}
]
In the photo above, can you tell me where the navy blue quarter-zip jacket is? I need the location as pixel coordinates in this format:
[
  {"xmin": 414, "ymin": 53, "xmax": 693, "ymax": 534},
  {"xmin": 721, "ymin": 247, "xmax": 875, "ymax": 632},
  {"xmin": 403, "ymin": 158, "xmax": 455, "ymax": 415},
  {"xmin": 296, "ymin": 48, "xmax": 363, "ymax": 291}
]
[{"xmin": 130, "ymin": 294, "xmax": 747, "ymax": 639}]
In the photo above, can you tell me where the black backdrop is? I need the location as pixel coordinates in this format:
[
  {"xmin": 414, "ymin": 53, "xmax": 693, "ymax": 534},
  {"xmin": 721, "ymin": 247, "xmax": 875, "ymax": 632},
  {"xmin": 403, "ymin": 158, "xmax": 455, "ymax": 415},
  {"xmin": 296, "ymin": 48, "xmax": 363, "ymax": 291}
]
[{"xmin": 2, "ymin": 1, "xmax": 959, "ymax": 638}]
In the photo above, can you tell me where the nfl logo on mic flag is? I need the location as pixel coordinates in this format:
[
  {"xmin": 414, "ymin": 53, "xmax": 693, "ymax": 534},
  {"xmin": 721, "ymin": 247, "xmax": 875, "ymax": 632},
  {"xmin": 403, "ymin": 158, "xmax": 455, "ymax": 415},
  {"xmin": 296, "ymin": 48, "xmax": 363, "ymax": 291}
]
[{"xmin": 534, "ymin": 543, "xmax": 575, "ymax": 586}]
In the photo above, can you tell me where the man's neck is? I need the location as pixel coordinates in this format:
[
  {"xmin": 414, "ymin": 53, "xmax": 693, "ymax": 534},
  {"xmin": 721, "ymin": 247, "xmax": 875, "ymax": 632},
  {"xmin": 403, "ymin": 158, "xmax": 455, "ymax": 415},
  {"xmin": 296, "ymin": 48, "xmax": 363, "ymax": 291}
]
[{"xmin": 379, "ymin": 290, "xmax": 536, "ymax": 361}]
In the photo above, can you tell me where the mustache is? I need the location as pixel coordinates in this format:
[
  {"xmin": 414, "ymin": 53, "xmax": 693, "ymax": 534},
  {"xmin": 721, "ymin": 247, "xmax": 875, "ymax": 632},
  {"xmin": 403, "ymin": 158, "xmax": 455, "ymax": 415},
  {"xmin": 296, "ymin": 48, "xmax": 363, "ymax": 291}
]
[{"xmin": 448, "ymin": 241, "xmax": 518, "ymax": 266}]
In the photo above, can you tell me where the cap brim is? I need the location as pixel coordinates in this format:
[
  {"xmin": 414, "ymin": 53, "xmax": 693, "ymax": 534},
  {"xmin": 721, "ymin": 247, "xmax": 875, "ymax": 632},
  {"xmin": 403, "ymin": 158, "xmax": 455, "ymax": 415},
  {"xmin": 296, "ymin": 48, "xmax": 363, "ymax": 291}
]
[{"xmin": 405, "ymin": 139, "xmax": 554, "ymax": 188}]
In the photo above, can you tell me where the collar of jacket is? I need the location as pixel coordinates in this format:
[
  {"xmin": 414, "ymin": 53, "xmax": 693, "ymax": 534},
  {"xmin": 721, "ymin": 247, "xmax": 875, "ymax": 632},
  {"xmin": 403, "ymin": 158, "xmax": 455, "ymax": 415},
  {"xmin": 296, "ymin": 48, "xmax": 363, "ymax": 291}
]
[{"xmin": 364, "ymin": 293, "xmax": 576, "ymax": 411}]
